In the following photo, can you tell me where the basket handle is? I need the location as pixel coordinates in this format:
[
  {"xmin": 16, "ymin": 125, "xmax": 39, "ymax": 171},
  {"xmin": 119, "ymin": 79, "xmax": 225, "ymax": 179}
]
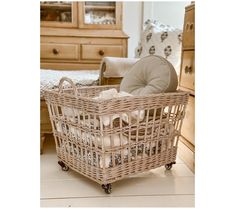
[{"xmin": 58, "ymin": 77, "xmax": 77, "ymax": 95}]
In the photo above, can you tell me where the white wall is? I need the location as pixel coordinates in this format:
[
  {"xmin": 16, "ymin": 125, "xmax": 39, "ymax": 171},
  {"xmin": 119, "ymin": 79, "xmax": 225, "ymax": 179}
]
[
  {"xmin": 123, "ymin": 1, "xmax": 143, "ymax": 58},
  {"xmin": 143, "ymin": 1, "xmax": 190, "ymax": 30}
]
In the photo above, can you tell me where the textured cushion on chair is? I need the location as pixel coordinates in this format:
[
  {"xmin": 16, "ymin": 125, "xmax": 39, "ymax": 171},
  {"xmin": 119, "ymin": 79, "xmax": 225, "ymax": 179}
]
[
  {"xmin": 135, "ymin": 20, "xmax": 182, "ymax": 75},
  {"xmin": 120, "ymin": 55, "xmax": 178, "ymax": 96}
]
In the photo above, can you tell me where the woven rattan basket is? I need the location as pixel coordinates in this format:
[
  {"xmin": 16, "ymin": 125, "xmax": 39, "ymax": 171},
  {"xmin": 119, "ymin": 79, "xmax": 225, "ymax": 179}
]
[{"xmin": 44, "ymin": 77, "xmax": 189, "ymax": 194}]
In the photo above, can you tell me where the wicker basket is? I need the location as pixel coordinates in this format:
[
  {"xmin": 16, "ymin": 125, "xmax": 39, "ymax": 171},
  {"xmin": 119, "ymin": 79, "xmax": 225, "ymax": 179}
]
[{"xmin": 44, "ymin": 77, "xmax": 189, "ymax": 194}]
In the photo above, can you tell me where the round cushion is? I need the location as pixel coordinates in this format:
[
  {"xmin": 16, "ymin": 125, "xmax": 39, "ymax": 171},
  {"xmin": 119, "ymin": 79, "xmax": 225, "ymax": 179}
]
[{"xmin": 120, "ymin": 55, "xmax": 178, "ymax": 96}]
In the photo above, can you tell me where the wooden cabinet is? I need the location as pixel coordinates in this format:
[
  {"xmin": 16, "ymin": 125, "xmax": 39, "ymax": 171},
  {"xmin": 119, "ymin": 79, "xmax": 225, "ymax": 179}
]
[
  {"xmin": 78, "ymin": 2, "xmax": 122, "ymax": 29},
  {"xmin": 40, "ymin": 1, "xmax": 128, "ymax": 154},
  {"xmin": 40, "ymin": 2, "xmax": 78, "ymax": 28},
  {"xmin": 40, "ymin": 1, "xmax": 128, "ymax": 70},
  {"xmin": 178, "ymin": 3, "xmax": 195, "ymax": 172}
]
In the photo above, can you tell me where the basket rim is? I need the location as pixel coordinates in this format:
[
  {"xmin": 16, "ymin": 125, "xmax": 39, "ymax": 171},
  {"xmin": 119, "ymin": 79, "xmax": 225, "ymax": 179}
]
[{"xmin": 44, "ymin": 86, "xmax": 190, "ymax": 104}]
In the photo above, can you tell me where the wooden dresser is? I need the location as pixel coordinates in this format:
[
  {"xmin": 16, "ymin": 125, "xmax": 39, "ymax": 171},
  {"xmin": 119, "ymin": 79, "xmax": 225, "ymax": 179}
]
[
  {"xmin": 178, "ymin": 3, "xmax": 195, "ymax": 172},
  {"xmin": 40, "ymin": 1, "xmax": 128, "ymax": 153},
  {"xmin": 40, "ymin": 1, "xmax": 128, "ymax": 70}
]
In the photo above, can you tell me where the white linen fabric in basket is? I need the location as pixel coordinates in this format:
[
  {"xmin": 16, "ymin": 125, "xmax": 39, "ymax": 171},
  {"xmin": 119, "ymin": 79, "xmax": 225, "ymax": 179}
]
[
  {"xmin": 56, "ymin": 118, "xmax": 175, "ymax": 168},
  {"xmin": 61, "ymin": 88, "xmax": 145, "ymax": 127},
  {"xmin": 92, "ymin": 88, "xmax": 145, "ymax": 126},
  {"xmin": 40, "ymin": 69, "xmax": 100, "ymax": 97}
]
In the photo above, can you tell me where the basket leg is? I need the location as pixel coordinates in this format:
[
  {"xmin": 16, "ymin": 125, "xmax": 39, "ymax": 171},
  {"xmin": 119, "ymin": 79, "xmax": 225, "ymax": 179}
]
[
  {"xmin": 165, "ymin": 162, "xmax": 176, "ymax": 170},
  {"xmin": 58, "ymin": 161, "xmax": 69, "ymax": 171},
  {"xmin": 102, "ymin": 184, "xmax": 112, "ymax": 194}
]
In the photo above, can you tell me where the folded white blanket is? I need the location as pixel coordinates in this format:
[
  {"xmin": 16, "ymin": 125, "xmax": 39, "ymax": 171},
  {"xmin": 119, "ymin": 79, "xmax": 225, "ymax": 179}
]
[
  {"xmin": 55, "ymin": 121, "xmax": 128, "ymax": 148},
  {"xmin": 62, "ymin": 107, "xmax": 81, "ymax": 119},
  {"xmin": 96, "ymin": 134, "xmax": 128, "ymax": 148},
  {"xmin": 61, "ymin": 88, "xmax": 145, "ymax": 127},
  {"xmin": 100, "ymin": 57, "xmax": 139, "ymax": 78},
  {"xmin": 61, "ymin": 107, "xmax": 100, "ymax": 128},
  {"xmin": 93, "ymin": 88, "xmax": 145, "ymax": 126}
]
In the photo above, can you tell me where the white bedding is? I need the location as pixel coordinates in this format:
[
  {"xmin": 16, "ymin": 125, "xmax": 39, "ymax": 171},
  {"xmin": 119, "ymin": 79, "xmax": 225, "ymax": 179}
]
[{"xmin": 40, "ymin": 69, "xmax": 100, "ymax": 97}]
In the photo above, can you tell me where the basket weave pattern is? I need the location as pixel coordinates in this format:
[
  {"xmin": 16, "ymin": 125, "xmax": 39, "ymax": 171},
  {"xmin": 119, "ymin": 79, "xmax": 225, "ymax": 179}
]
[{"xmin": 44, "ymin": 78, "xmax": 189, "ymax": 184}]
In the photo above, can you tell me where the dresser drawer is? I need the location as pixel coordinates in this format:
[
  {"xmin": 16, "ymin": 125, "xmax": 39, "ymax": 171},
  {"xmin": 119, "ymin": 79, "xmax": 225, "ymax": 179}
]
[
  {"xmin": 183, "ymin": 7, "xmax": 195, "ymax": 48},
  {"xmin": 180, "ymin": 50, "xmax": 195, "ymax": 91},
  {"xmin": 181, "ymin": 96, "xmax": 195, "ymax": 145},
  {"xmin": 41, "ymin": 43, "xmax": 79, "ymax": 60},
  {"xmin": 81, "ymin": 44, "xmax": 123, "ymax": 60}
]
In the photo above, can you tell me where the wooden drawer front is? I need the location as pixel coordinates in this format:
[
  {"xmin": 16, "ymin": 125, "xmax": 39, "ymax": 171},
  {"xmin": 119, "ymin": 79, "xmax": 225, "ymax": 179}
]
[
  {"xmin": 183, "ymin": 8, "xmax": 195, "ymax": 48},
  {"xmin": 41, "ymin": 43, "xmax": 78, "ymax": 60},
  {"xmin": 181, "ymin": 96, "xmax": 195, "ymax": 145},
  {"xmin": 180, "ymin": 50, "xmax": 195, "ymax": 91},
  {"xmin": 81, "ymin": 44, "xmax": 123, "ymax": 60}
]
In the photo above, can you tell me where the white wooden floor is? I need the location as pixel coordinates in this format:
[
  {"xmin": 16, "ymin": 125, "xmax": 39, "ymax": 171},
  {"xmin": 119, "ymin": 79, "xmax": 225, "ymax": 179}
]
[{"xmin": 40, "ymin": 137, "xmax": 195, "ymax": 207}]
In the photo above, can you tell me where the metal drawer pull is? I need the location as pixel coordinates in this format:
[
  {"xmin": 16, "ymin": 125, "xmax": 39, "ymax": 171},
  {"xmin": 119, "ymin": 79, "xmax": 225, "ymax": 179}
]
[
  {"xmin": 186, "ymin": 23, "xmax": 194, "ymax": 31},
  {"xmin": 186, "ymin": 23, "xmax": 189, "ymax": 31},
  {"xmin": 98, "ymin": 50, "xmax": 104, "ymax": 56},
  {"xmin": 190, "ymin": 23, "xmax": 194, "ymax": 30},
  {"xmin": 52, "ymin": 48, "xmax": 59, "ymax": 55}
]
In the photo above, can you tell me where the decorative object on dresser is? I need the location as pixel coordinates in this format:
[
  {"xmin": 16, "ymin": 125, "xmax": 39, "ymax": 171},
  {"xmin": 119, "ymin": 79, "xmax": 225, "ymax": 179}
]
[
  {"xmin": 40, "ymin": 1, "xmax": 128, "ymax": 154},
  {"xmin": 178, "ymin": 2, "xmax": 195, "ymax": 172}
]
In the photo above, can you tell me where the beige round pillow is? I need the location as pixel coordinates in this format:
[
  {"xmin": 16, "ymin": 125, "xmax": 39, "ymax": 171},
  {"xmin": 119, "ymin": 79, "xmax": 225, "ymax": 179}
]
[{"xmin": 120, "ymin": 55, "xmax": 178, "ymax": 95}]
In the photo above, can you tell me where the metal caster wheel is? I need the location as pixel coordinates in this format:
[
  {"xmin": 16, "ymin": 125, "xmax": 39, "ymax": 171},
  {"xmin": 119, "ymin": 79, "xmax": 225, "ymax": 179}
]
[
  {"xmin": 58, "ymin": 161, "xmax": 69, "ymax": 171},
  {"xmin": 102, "ymin": 184, "xmax": 112, "ymax": 194},
  {"xmin": 165, "ymin": 162, "xmax": 176, "ymax": 170}
]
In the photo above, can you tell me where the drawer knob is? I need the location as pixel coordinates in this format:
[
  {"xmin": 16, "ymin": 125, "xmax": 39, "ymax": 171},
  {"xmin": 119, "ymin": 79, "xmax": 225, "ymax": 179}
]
[
  {"xmin": 185, "ymin": 66, "xmax": 193, "ymax": 74},
  {"xmin": 188, "ymin": 66, "xmax": 192, "ymax": 73},
  {"xmin": 98, "ymin": 50, "xmax": 104, "ymax": 56},
  {"xmin": 52, "ymin": 48, "xmax": 59, "ymax": 55}
]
